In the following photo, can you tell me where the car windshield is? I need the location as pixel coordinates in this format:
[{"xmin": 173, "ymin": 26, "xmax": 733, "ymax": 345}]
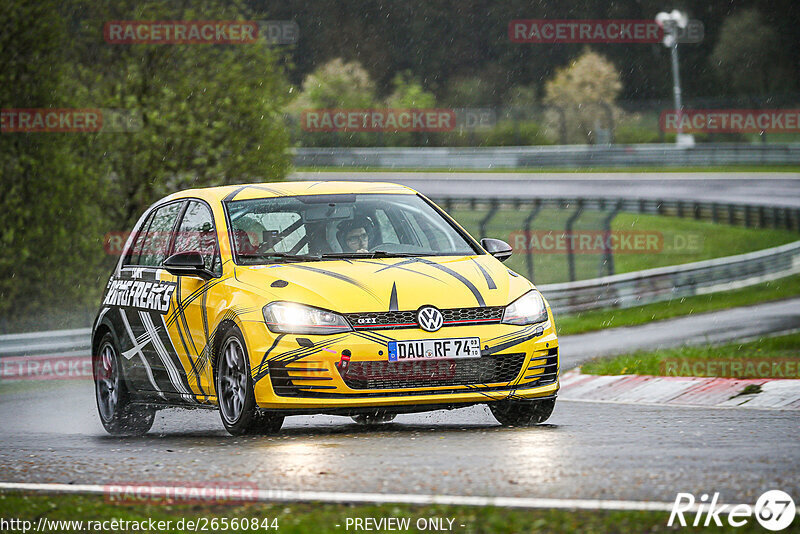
[{"xmin": 225, "ymin": 193, "xmax": 477, "ymax": 263}]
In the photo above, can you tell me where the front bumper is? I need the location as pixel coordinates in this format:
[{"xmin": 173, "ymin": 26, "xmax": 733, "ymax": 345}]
[{"xmin": 245, "ymin": 321, "xmax": 559, "ymax": 411}]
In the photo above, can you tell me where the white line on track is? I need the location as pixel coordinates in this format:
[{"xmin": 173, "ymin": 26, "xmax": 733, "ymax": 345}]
[{"xmin": 0, "ymin": 482, "xmax": 717, "ymax": 513}]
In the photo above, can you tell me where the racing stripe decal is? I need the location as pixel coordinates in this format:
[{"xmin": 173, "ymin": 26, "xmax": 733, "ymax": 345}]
[
  {"xmin": 140, "ymin": 311, "xmax": 195, "ymax": 402},
  {"xmin": 352, "ymin": 330, "xmax": 396, "ymax": 345},
  {"xmin": 482, "ymin": 326, "xmax": 545, "ymax": 356},
  {"xmin": 389, "ymin": 282, "xmax": 398, "ymax": 311},
  {"xmin": 357, "ymin": 259, "xmax": 443, "ymax": 282},
  {"xmin": 471, "ymin": 258, "xmax": 497, "ymax": 290},
  {"xmin": 172, "ymin": 279, "xmax": 206, "ymax": 396},
  {"xmin": 253, "ymin": 336, "xmax": 347, "ymax": 384},
  {"xmin": 284, "ymin": 264, "xmax": 382, "ymax": 302},
  {"xmin": 224, "ymin": 184, "xmax": 286, "ymax": 202},
  {"xmin": 252, "ymin": 334, "xmax": 285, "ymax": 383},
  {"xmin": 118, "ymin": 309, "xmax": 164, "ymax": 397},
  {"xmin": 222, "ymin": 186, "xmax": 248, "ymax": 202},
  {"xmin": 165, "ymin": 276, "xmax": 228, "ymax": 329},
  {"xmin": 375, "ymin": 258, "xmax": 486, "ymax": 306},
  {"xmin": 416, "ymin": 258, "xmax": 486, "ymax": 306}
]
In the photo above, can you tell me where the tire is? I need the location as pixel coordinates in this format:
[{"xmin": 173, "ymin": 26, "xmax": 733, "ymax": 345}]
[
  {"xmin": 94, "ymin": 333, "xmax": 155, "ymax": 436},
  {"xmin": 216, "ymin": 326, "xmax": 284, "ymax": 436},
  {"xmin": 351, "ymin": 412, "xmax": 396, "ymax": 425},
  {"xmin": 489, "ymin": 397, "xmax": 556, "ymax": 427}
]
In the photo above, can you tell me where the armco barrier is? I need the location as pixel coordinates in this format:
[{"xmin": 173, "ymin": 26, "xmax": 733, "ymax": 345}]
[
  {"xmin": 0, "ymin": 328, "xmax": 91, "ymax": 358},
  {"xmin": 293, "ymin": 144, "xmax": 800, "ymax": 168},
  {"xmin": 538, "ymin": 240, "xmax": 800, "ymax": 314}
]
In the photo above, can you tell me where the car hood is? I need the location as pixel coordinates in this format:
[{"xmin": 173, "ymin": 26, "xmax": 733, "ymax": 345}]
[{"xmin": 233, "ymin": 255, "xmax": 533, "ymax": 313}]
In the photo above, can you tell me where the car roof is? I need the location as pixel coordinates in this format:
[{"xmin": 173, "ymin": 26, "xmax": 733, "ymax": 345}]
[{"xmin": 165, "ymin": 181, "xmax": 417, "ymax": 204}]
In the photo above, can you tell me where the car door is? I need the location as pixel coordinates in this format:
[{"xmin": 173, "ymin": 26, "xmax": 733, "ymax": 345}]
[
  {"xmin": 124, "ymin": 200, "xmax": 198, "ymax": 400},
  {"xmin": 165, "ymin": 200, "xmax": 223, "ymax": 399},
  {"xmin": 110, "ymin": 208, "xmax": 162, "ymax": 393}
]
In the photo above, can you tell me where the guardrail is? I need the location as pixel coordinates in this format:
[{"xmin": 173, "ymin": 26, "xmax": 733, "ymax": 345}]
[
  {"xmin": 293, "ymin": 144, "xmax": 800, "ymax": 168},
  {"xmin": 0, "ymin": 328, "xmax": 91, "ymax": 358},
  {"xmin": 538, "ymin": 240, "xmax": 800, "ymax": 314}
]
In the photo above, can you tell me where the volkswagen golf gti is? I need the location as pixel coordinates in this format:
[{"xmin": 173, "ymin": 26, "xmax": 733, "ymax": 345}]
[{"xmin": 91, "ymin": 181, "xmax": 559, "ymax": 435}]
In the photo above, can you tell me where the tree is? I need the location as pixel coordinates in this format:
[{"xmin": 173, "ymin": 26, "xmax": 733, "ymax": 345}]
[
  {"xmin": 710, "ymin": 8, "xmax": 794, "ymax": 97},
  {"xmin": 288, "ymin": 58, "xmax": 378, "ymax": 111},
  {"xmin": 287, "ymin": 58, "xmax": 379, "ymax": 146},
  {"xmin": 72, "ymin": 0, "xmax": 292, "ymax": 228},
  {"xmin": 0, "ymin": 0, "xmax": 108, "ymax": 330},
  {"xmin": 543, "ymin": 49, "xmax": 622, "ymax": 144},
  {"xmin": 386, "ymin": 72, "xmax": 437, "ymax": 109}
]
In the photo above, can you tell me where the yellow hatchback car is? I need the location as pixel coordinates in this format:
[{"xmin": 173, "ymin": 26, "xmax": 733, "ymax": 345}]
[{"xmin": 91, "ymin": 181, "xmax": 559, "ymax": 435}]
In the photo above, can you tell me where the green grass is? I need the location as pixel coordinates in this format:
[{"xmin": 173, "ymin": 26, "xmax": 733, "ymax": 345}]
[
  {"xmin": 293, "ymin": 165, "xmax": 800, "ymax": 173},
  {"xmin": 581, "ymin": 331, "xmax": 800, "ymax": 378},
  {"xmin": 0, "ymin": 491, "xmax": 771, "ymax": 533},
  {"xmin": 556, "ymin": 274, "xmax": 800, "ymax": 336},
  {"xmin": 447, "ymin": 208, "xmax": 797, "ymax": 285}
]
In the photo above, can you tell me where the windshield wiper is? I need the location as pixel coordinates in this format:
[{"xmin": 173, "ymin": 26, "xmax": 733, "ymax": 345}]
[
  {"xmin": 320, "ymin": 250, "xmax": 424, "ymax": 259},
  {"xmin": 238, "ymin": 252, "xmax": 322, "ymax": 263}
]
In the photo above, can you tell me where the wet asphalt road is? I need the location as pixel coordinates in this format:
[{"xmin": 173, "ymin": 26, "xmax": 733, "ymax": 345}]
[
  {"xmin": 1, "ymin": 379, "xmax": 799, "ymax": 503},
  {"xmin": 292, "ymin": 171, "xmax": 800, "ymax": 208},
  {"xmin": 2, "ymin": 298, "xmax": 799, "ymax": 503}
]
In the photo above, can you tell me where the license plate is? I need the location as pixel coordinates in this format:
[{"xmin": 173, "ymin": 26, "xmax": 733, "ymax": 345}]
[{"xmin": 387, "ymin": 337, "xmax": 481, "ymax": 362}]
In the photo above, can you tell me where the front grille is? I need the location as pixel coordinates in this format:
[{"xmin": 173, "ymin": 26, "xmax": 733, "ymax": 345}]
[
  {"xmin": 340, "ymin": 353, "xmax": 526, "ymax": 390},
  {"xmin": 345, "ymin": 306, "xmax": 505, "ymax": 330}
]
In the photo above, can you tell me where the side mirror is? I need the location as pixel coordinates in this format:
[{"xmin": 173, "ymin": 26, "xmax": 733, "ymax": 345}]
[
  {"xmin": 163, "ymin": 251, "xmax": 214, "ymax": 280},
  {"xmin": 481, "ymin": 238, "xmax": 513, "ymax": 262}
]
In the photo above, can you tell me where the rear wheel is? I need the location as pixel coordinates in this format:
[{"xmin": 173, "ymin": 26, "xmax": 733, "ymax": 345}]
[
  {"xmin": 94, "ymin": 333, "xmax": 155, "ymax": 436},
  {"xmin": 216, "ymin": 326, "xmax": 284, "ymax": 435},
  {"xmin": 489, "ymin": 397, "xmax": 556, "ymax": 427},
  {"xmin": 351, "ymin": 412, "xmax": 396, "ymax": 425}
]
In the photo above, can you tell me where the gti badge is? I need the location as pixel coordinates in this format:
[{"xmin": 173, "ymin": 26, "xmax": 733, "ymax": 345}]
[{"xmin": 417, "ymin": 306, "xmax": 443, "ymax": 332}]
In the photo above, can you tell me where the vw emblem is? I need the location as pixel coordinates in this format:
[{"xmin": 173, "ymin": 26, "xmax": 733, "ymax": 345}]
[{"xmin": 417, "ymin": 306, "xmax": 443, "ymax": 332}]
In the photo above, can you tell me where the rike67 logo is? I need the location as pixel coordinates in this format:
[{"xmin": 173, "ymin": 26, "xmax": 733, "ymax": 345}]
[{"xmin": 669, "ymin": 490, "xmax": 796, "ymax": 531}]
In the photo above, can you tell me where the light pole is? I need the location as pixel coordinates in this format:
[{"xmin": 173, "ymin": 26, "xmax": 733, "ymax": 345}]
[{"xmin": 656, "ymin": 10, "xmax": 694, "ymax": 147}]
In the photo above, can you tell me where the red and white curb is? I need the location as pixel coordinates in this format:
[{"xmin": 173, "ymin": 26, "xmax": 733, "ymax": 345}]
[{"xmin": 559, "ymin": 370, "xmax": 800, "ymax": 409}]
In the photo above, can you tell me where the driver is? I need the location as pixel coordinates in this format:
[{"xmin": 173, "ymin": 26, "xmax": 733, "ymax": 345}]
[{"xmin": 337, "ymin": 217, "xmax": 372, "ymax": 253}]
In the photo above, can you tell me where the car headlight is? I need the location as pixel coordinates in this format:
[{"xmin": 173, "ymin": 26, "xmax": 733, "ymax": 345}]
[
  {"xmin": 263, "ymin": 302, "xmax": 352, "ymax": 335},
  {"xmin": 501, "ymin": 291, "xmax": 548, "ymax": 326}
]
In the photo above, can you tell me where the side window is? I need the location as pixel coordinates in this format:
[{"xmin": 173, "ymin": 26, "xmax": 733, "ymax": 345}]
[
  {"xmin": 172, "ymin": 201, "xmax": 220, "ymax": 273},
  {"xmin": 123, "ymin": 211, "xmax": 155, "ymax": 266},
  {"xmin": 138, "ymin": 202, "xmax": 182, "ymax": 267}
]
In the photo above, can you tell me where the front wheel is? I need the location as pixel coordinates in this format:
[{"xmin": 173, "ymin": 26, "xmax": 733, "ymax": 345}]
[
  {"xmin": 94, "ymin": 333, "xmax": 155, "ymax": 436},
  {"xmin": 489, "ymin": 397, "xmax": 556, "ymax": 427},
  {"xmin": 216, "ymin": 326, "xmax": 284, "ymax": 436}
]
